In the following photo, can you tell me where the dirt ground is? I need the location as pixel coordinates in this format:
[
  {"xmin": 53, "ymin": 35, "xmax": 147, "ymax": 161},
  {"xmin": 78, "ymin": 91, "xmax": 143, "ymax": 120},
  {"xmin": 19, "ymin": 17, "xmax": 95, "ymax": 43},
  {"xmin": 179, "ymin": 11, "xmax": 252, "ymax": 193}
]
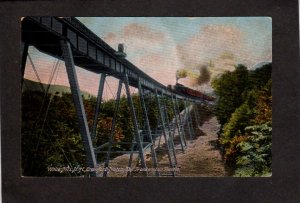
[
  {"xmin": 162, "ymin": 116, "xmax": 229, "ymax": 177},
  {"xmin": 100, "ymin": 116, "xmax": 229, "ymax": 177}
]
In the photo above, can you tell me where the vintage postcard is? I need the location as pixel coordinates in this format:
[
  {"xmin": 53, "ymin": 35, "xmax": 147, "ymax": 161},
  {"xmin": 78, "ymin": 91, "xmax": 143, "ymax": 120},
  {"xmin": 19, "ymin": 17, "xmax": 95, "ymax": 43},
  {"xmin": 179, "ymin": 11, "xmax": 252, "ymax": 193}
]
[{"xmin": 21, "ymin": 17, "xmax": 271, "ymax": 177}]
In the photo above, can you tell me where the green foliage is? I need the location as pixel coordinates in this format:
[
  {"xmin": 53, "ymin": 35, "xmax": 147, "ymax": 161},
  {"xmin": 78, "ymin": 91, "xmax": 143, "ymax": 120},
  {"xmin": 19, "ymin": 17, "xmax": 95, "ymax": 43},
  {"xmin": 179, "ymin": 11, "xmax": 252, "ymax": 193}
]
[
  {"xmin": 164, "ymin": 98, "xmax": 175, "ymax": 122},
  {"xmin": 22, "ymin": 91, "xmax": 86, "ymax": 176},
  {"xmin": 22, "ymin": 91, "xmax": 126, "ymax": 176},
  {"xmin": 22, "ymin": 87, "xmax": 180, "ymax": 176},
  {"xmin": 212, "ymin": 64, "xmax": 249, "ymax": 126},
  {"xmin": 247, "ymin": 63, "xmax": 272, "ymax": 90},
  {"xmin": 234, "ymin": 123, "xmax": 272, "ymax": 177},
  {"xmin": 146, "ymin": 96, "xmax": 160, "ymax": 129},
  {"xmin": 252, "ymin": 80, "xmax": 272, "ymax": 125},
  {"xmin": 220, "ymin": 88, "xmax": 261, "ymax": 146},
  {"xmin": 177, "ymin": 100, "xmax": 185, "ymax": 112},
  {"xmin": 224, "ymin": 135, "xmax": 248, "ymax": 166},
  {"xmin": 221, "ymin": 103, "xmax": 254, "ymax": 146},
  {"xmin": 212, "ymin": 63, "xmax": 272, "ymax": 177}
]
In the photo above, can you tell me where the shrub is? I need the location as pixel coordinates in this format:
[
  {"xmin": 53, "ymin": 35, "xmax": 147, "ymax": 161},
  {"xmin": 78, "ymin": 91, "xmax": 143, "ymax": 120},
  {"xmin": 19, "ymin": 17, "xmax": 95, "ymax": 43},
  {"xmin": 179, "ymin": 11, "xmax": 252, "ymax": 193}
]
[
  {"xmin": 234, "ymin": 123, "xmax": 272, "ymax": 177},
  {"xmin": 221, "ymin": 103, "xmax": 254, "ymax": 146},
  {"xmin": 224, "ymin": 135, "xmax": 249, "ymax": 165}
]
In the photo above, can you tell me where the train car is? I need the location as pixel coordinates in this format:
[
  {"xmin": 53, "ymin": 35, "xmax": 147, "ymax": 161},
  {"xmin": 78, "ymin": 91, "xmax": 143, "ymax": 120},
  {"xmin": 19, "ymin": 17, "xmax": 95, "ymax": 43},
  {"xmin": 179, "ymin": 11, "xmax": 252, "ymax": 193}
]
[{"xmin": 169, "ymin": 83, "xmax": 215, "ymax": 102}]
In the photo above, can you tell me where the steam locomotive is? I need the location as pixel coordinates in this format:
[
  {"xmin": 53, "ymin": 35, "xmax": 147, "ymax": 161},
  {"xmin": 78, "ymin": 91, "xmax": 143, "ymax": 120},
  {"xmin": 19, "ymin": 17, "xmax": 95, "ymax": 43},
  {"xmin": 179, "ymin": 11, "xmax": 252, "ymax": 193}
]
[{"xmin": 168, "ymin": 83, "xmax": 215, "ymax": 102}]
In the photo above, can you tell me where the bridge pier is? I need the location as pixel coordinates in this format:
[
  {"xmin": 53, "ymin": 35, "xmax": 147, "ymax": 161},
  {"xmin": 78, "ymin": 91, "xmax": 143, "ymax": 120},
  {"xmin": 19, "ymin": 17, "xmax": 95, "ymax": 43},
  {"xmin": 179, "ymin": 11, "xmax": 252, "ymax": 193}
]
[
  {"xmin": 175, "ymin": 96, "xmax": 187, "ymax": 148},
  {"xmin": 161, "ymin": 94, "xmax": 178, "ymax": 166},
  {"xmin": 124, "ymin": 74, "xmax": 148, "ymax": 176},
  {"xmin": 184, "ymin": 100, "xmax": 194, "ymax": 141},
  {"xmin": 61, "ymin": 40, "xmax": 98, "ymax": 177},
  {"xmin": 171, "ymin": 95, "xmax": 186, "ymax": 152},
  {"xmin": 193, "ymin": 104, "xmax": 201, "ymax": 129},
  {"xmin": 155, "ymin": 89, "xmax": 176, "ymax": 176},
  {"xmin": 103, "ymin": 79, "xmax": 123, "ymax": 177},
  {"xmin": 138, "ymin": 79, "xmax": 160, "ymax": 176}
]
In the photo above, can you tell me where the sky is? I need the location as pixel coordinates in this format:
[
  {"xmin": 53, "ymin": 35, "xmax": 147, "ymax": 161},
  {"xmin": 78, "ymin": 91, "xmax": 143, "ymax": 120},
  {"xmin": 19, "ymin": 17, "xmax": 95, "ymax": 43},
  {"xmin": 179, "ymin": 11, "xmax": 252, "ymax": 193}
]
[{"xmin": 24, "ymin": 17, "xmax": 272, "ymax": 96}]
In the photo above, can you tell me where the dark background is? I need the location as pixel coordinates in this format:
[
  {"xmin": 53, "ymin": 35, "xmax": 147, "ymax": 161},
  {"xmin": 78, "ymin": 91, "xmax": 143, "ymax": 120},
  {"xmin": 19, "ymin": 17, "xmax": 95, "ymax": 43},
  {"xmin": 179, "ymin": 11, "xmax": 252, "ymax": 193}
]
[{"xmin": 0, "ymin": 0, "xmax": 299, "ymax": 202}]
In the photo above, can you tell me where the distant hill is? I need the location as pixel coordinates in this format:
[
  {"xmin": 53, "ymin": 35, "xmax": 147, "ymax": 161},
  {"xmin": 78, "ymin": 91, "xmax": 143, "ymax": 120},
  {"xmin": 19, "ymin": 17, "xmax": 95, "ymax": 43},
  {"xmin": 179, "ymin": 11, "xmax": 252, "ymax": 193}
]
[
  {"xmin": 252, "ymin": 61, "xmax": 272, "ymax": 69},
  {"xmin": 22, "ymin": 79, "xmax": 95, "ymax": 99}
]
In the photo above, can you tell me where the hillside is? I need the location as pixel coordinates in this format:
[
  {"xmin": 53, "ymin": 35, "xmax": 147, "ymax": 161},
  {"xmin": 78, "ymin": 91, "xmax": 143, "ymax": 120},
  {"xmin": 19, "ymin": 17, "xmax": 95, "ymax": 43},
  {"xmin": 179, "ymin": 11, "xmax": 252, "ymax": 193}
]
[{"xmin": 22, "ymin": 79, "xmax": 94, "ymax": 99}]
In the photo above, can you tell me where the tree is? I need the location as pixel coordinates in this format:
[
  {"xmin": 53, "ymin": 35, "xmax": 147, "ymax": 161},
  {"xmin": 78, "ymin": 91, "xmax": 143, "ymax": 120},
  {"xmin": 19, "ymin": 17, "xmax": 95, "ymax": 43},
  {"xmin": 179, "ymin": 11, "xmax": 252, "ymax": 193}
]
[
  {"xmin": 211, "ymin": 63, "xmax": 272, "ymax": 176},
  {"xmin": 252, "ymin": 79, "xmax": 272, "ymax": 125},
  {"xmin": 212, "ymin": 64, "xmax": 249, "ymax": 126},
  {"xmin": 221, "ymin": 103, "xmax": 254, "ymax": 146},
  {"xmin": 248, "ymin": 63, "xmax": 272, "ymax": 90},
  {"xmin": 22, "ymin": 91, "xmax": 86, "ymax": 176},
  {"xmin": 234, "ymin": 123, "xmax": 272, "ymax": 177}
]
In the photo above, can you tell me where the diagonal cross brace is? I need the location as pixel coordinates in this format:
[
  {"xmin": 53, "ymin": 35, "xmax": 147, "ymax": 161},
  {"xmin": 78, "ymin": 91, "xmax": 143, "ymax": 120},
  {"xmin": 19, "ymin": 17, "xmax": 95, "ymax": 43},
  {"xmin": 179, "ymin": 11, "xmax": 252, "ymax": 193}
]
[
  {"xmin": 124, "ymin": 74, "xmax": 148, "ymax": 175},
  {"xmin": 91, "ymin": 73, "xmax": 106, "ymax": 140}
]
